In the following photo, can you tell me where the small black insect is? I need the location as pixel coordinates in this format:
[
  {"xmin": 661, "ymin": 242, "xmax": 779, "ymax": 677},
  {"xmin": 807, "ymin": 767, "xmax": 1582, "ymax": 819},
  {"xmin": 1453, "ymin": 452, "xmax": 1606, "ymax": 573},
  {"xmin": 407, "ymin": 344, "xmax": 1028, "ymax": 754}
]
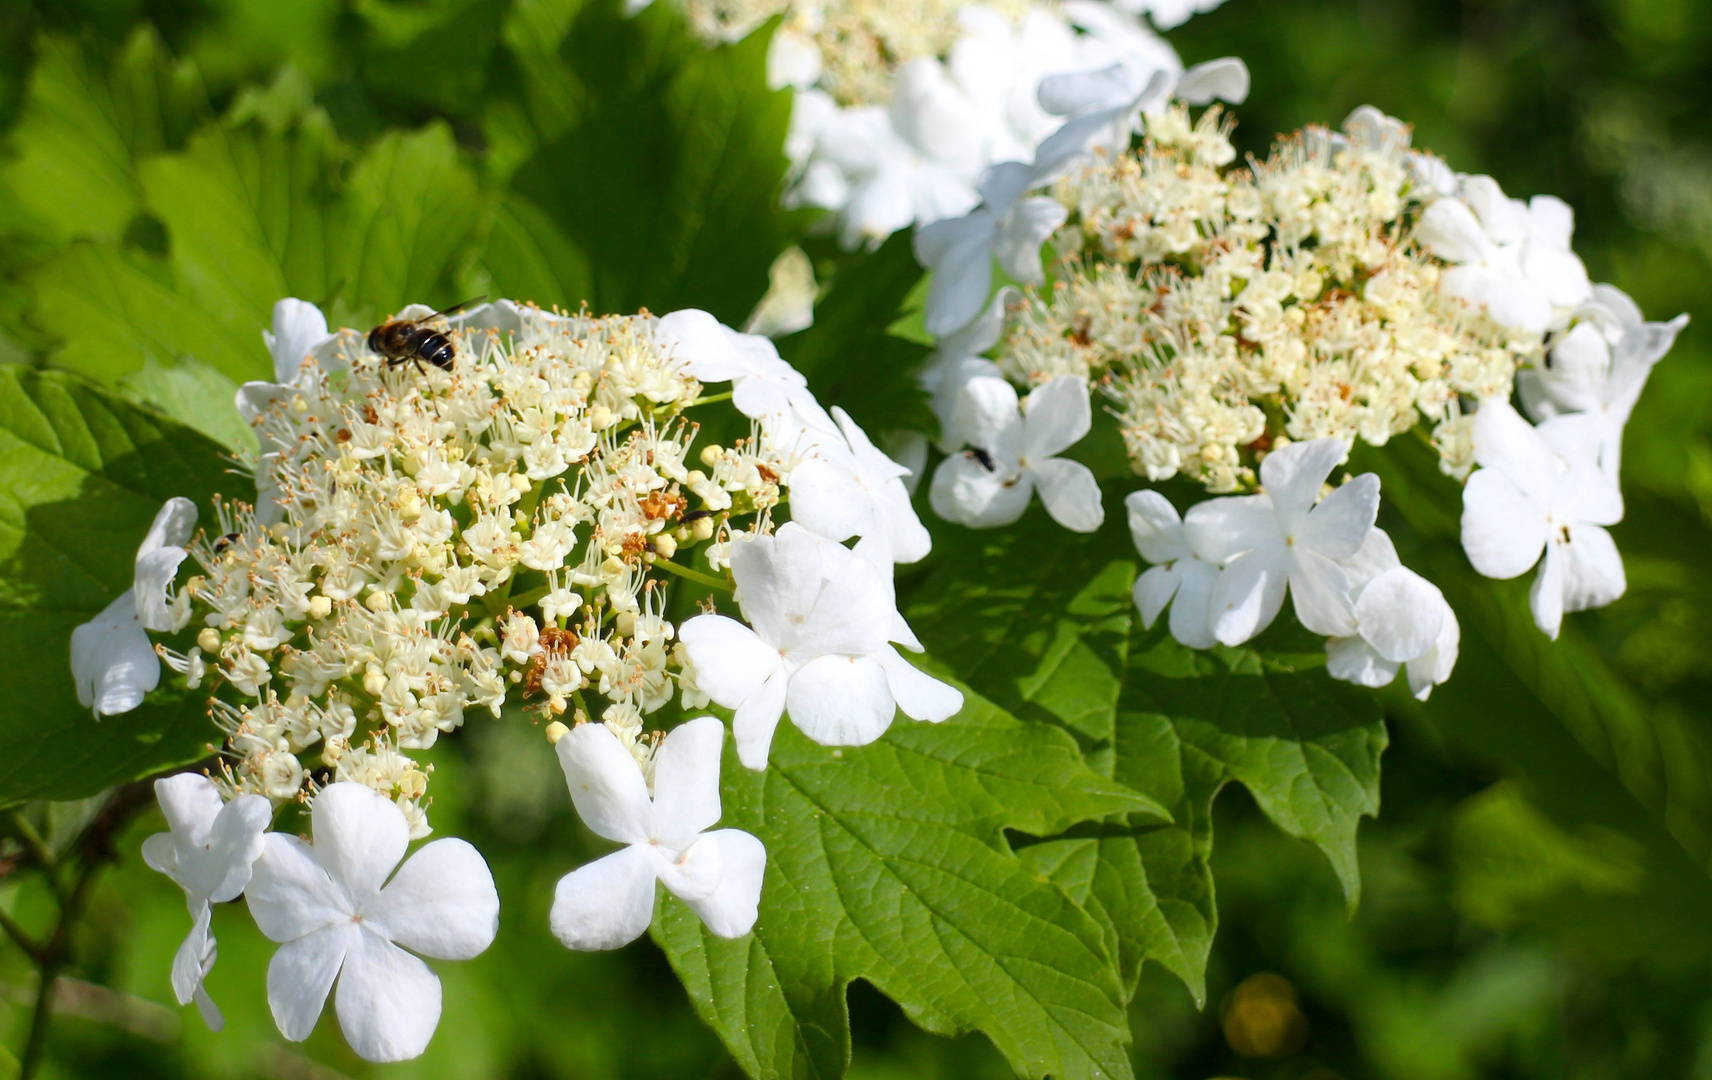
[
  {"xmin": 367, "ymin": 297, "xmax": 485, "ymax": 374},
  {"xmin": 212, "ymin": 532, "xmax": 241, "ymax": 554},
  {"xmin": 969, "ymin": 447, "xmax": 998, "ymax": 472}
]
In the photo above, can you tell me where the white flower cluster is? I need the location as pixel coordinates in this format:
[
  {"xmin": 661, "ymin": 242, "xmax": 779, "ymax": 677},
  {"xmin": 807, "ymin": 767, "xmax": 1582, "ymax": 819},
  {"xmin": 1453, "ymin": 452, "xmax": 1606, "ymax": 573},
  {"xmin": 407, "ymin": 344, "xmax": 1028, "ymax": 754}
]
[
  {"xmin": 76, "ymin": 294, "xmax": 963, "ymax": 1062},
  {"xmin": 911, "ymin": 94, "xmax": 1685, "ymax": 698}
]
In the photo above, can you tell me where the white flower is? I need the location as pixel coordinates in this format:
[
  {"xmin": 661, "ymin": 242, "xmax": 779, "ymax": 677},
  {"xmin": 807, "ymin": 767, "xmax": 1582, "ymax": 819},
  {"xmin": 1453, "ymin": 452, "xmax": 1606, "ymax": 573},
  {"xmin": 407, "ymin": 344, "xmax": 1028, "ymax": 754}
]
[
  {"xmin": 140, "ymin": 773, "xmax": 272, "ymax": 1030},
  {"xmin": 786, "ymin": 406, "xmax": 933, "ymax": 564},
  {"xmin": 914, "ymin": 161, "xmax": 1068, "ymax": 337},
  {"xmin": 1517, "ymin": 284, "xmax": 1689, "ymax": 484},
  {"xmin": 929, "ymin": 375, "xmax": 1104, "ymax": 532},
  {"xmin": 550, "ymin": 717, "xmax": 766, "ymax": 949},
  {"xmin": 677, "ymin": 523, "xmax": 962, "ymax": 770},
  {"xmin": 1125, "ymin": 490, "xmax": 1218, "ymax": 649},
  {"xmin": 245, "ymin": 783, "xmax": 499, "ymax": 1063},
  {"xmin": 70, "ymin": 497, "xmax": 197, "ymax": 716},
  {"xmin": 1415, "ymin": 176, "xmax": 1591, "ymax": 334},
  {"xmin": 1459, "ymin": 400, "xmax": 1624, "ymax": 639},
  {"xmin": 1111, "ymin": 0, "xmax": 1231, "ymax": 30},
  {"xmin": 1184, "ymin": 438, "xmax": 1380, "ymax": 645},
  {"xmin": 655, "ymin": 309, "xmax": 823, "ymax": 428},
  {"xmin": 1324, "ymin": 528, "xmax": 1459, "ymax": 700}
]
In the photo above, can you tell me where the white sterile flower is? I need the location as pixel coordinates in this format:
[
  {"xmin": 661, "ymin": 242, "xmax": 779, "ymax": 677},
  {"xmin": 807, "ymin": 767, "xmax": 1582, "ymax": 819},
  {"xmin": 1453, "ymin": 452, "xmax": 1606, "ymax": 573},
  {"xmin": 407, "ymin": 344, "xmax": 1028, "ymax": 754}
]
[
  {"xmin": 245, "ymin": 783, "xmax": 499, "ymax": 1063},
  {"xmin": 915, "ymin": 161, "xmax": 1068, "ymax": 337},
  {"xmin": 929, "ymin": 375, "xmax": 1104, "ymax": 533},
  {"xmin": 70, "ymin": 497, "xmax": 197, "ymax": 716},
  {"xmin": 677, "ymin": 523, "xmax": 962, "ymax": 770},
  {"xmin": 1325, "ymin": 528, "xmax": 1459, "ymax": 700},
  {"xmin": 1517, "ymin": 283, "xmax": 1689, "ymax": 485},
  {"xmin": 1125, "ymin": 490, "xmax": 1218, "ymax": 649},
  {"xmin": 1111, "ymin": 0, "xmax": 1230, "ymax": 30},
  {"xmin": 1459, "ymin": 400, "xmax": 1624, "ymax": 640},
  {"xmin": 551, "ymin": 716, "xmax": 765, "ymax": 949},
  {"xmin": 1415, "ymin": 176, "xmax": 1591, "ymax": 335},
  {"xmin": 1184, "ymin": 438, "xmax": 1380, "ymax": 645},
  {"xmin": 787, "ymin": 406, "xmax": 933, "ymax": 564},
  {"xmin": 655, "ymin": 308, "xmax": 820, "ymax": 425},
  {"xmin": 141, "ymin": 773, "xmax": 272, "ymax": 1030}
]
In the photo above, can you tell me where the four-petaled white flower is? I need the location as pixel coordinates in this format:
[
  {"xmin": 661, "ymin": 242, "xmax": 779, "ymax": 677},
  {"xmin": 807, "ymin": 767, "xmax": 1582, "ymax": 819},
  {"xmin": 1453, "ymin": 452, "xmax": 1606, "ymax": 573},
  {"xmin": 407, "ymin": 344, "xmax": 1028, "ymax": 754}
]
[
  {"xmin": 71, "ymin": 497, "xmax": 197, "ymax": 716},
  {"xmin": 1415, "ymin": 176, "xmax": 1590, "ymax": 335},
  {"xmin": 1518, "ymin": 283, "xmax": 1688, "ymax": 485},
  {"xmin": 1125, "ymin": 490, "xmax": 1219, "ymax": 649},
  {"xmin": 929, "ymin": 375, "xmax": 1105, "ymax": 533},
  {"xmin": 1325, "ymin": 528, "xmax": 1459, "ymax": 699},
  {"xmin": 245, "ymin": 783, "xmax": 499, "ymax": 1063},
  {"xmin": 141, "ymin": 773, "xmax": 272, "ymax": 1030},
  {"xmin": 678, "ymin": 523, "xmax": 962, "ymax": 770},
  {"xmin": 914, "ymin": 162, "xmax": 1067, "ymax": 337},
  {"xmin": 1460, "ymin": 400, "xmax": 1625, "ymax": 640},
  {"xmin": 551, "ymin": 717, "xmax": 766, "ymax": 949},
  {"xmin": 1184, "ymin": 438, "xmax": 1380, "ymax": 645},
  {"xmin": 787, "ymin": 405, "xmax": 933, "ymax": 565}
]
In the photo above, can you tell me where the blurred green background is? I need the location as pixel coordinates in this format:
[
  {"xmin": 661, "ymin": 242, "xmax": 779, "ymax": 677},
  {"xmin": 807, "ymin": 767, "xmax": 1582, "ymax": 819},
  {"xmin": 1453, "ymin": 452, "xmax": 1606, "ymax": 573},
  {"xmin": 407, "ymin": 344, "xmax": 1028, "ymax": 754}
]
[{"xmin": 4, "ymin": 0, "xmax": 1712, "ymax": 1076}]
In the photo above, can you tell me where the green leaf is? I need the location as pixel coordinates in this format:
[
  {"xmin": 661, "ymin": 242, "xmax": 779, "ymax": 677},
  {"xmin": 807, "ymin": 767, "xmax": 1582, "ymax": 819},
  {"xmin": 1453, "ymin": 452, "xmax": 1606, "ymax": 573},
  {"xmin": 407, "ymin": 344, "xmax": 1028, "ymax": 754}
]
[
  {"xmin": 504, "ymin": 0, "xmax": 807, "ymax": 323},
  {"xmin": 654, "ymin": 681, "xmax": 1163, "ymax": 1080},
  {"xmin": 0, "ymin": 367, "xmax": 247, "ymax": 806},
  {"xmin": 118, "ymin": 355, "xmax": 256, "ymax": 452},
  {"xmin": 776, "ymin": 232, "xmax": 936, "ymax": 439},
  {"xmin": 898, "ymin": 499, "xmax": 1387, "ymax": 1004}
]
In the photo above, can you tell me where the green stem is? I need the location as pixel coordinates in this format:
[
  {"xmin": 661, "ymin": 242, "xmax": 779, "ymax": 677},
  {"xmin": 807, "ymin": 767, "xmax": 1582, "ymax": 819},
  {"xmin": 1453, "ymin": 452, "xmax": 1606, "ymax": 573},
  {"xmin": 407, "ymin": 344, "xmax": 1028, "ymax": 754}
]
[
  {"xmin": 0, "ymin": 904, "xmax": 43, "ymax": 962},
  {"xmin": 9, "ymin": 813, "xmax": 61, "ymax": 901},
  {"xmin": 688, "ymin": 390, "xmax": 734, "ymax": 407},
  {"xmin": 651, "ymin": 558, "xmax": 733, "ymax": 592},
  {"xmin": 504, "ymin": 584, "xmax": 552, "ymax": 611}
]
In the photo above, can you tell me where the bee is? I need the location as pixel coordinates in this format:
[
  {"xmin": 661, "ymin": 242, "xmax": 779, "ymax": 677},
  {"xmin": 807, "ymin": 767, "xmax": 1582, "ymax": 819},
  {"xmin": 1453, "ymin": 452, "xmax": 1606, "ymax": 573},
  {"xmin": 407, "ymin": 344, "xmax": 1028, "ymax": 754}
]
[
  {"xmin": 969, "ymin": 447, "xmax": 998, "ymax": 472},
  {"xmin": 212, "ymin": 532, "xmax": 241, "ymax": 554},
  {"xmin": 366, "ymin": 297, "xmax": 485, "ymax": 374}
]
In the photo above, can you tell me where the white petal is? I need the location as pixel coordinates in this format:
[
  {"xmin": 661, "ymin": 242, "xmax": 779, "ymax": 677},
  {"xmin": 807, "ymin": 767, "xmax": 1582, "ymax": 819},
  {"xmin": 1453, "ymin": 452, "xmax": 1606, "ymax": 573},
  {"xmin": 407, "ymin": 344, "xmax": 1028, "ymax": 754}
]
[
  {"xmin": 1340, "ymin": 527, "xmax": 1401, "ymax": 597},
  {"xmin": 202, "ymin": 794, "xmax": 273, "ymax": 903},
  {"xmin": 1125, "ymin": 489, "xmax": 1190, "ymax": 564},
  {"xmin": 929, "ymin": 452, "xmax": 1034, "ymax": 529},
  {"xmin": 1353, "ymin": 568, "xmax": 1444, "ymax": 663},
  {"xmin": 916, "ymin": 211, "xmax": 999, "ymax": 338},
  {"xmin": 952, "ymin": 376, "xmax": 1026, "ymax": 459},
  {"xmin": 786, "ymin": 653, "xmax": 897, "ymax": 747},
  {"xmin": 133, "ymin": 545, "xmax": 189, "ymax": 631},
  {"xmin": 1166, "ymin": 560, "xmax": 1220, "ymax": 650},
  {"xmin": 310, "ymin": 783, "xmax": 409, "ymax": 906},
  {"xmin": 1460, "ymin": 468, "xmax": 1548, "ymax": 580},
  {"xmin": 334, "ymin": 929, "xmax": 443, "ymax": 1063},
  {"xmin": 1030, "ymin": 457, "xmax": 1104, "ymax": 532},
  {"xmin": 1406, "ymin": 602, "xmax": 1461, "ymax": 699},
  {"xmin": 267, "ymin": 923, "xmax": 354, "ymax": 1043},
  {"xmin": 138, "ymin": 497, "xmax": 198, "ymax": 558},
  {"xmin": 1298, "ymin": 473, "xmax": 1380, "ymax": 561},
  {"xmin": 1133, "ymin": 565, "xmax": 1180, "ymax": 628},
  {"xmin": 796, "ymin": 541, "xmax": 897, "ymax": 658},
  {"xmin": 1415, "ymin": 198, "xmax": 1491, "ymax": 265},
  {"xmin": 1526, "ymin": 195, "xmax": 1575, "ymax": 250},
  {"xmin": 154, "ymin": 773, "xmax": 224, "ymax": 851},
  {"xmin": 70, "ymin": 590, "xmax": 159, "ymax": 716},
  {"xmin": 1287, "ymin": 548, "xmax": 1359, "ymax": 638},
  {"xmin": 976, "ymin": 160, "xmax": 1036, "ymax": 211},
  {"xmin": 677, "ymin": 615, "xmax": 782, "ymax": 711},
  {"xmin": 734, "ymin": 669, "xmax": 789, "ymax": 771},
  {"xmin": 194, "ymin": 985, "xmax": 224, "ymax": 1032},
  {"xmin": 1523, "ymin": 245, "xmax": 1591, "ymax": 307},
  {"xmin": 1176, "ymin": 57, "xmax": 1250, "ymax": 104},
  {"xmin": 247, "ymin": 834, "xmax": 353, "ymax": 943},
  {"xmin": 1530, "ymin": 541, "xmax": 1567, "ymax": 639},
  {"xmin": 995, "ymin": 198, "xmax": 1068, "ymax": 286},
  {"xmin": 787, "ymin": 457, "xmax": 873, "ymax": 545},
  {"xmin": 266, "ymin": 298, "xmax": 331, "ymax": 383},
  {"xmin": 1552, "ymin": 459, "xmax": 1624, "ymax": 528},
  {"xmin": 1021, "ymin": 376, "xmax": 1092, "ymax": 460},
  {"xmin": 171, "ymin": 904, "xmax": 214, "ymax": 1006},
  {"xmin": 1325, "ymin": 636, "xmax": 1399, "ymax": 688},
  {"xmin": 550, "ymin": 845, "xmax": 659, "ymax": 950},
  {"xmin": 555, "ymin": 722, "xmax": 655, "ymax": 846},
  {"xmin": 673, "ymin": 830, "xmax": 767, "ymax": 939},
  {"xmin": 1208, "ymin": 550, "xmax": 1289, "ymax": 646},
  {"xmin": 365, "ymin": 838, "xmax": 499, "ymax": 961},
  {"xmin": 650, "ymin": 716, "xmax": 727, "ymax": 849},
  {"xmin": 875, "ymin": 646, "xmax": 963, "ymax": 722},
  {"xmin": 655, "ymin": 309, "xmax": 751, "ymax": 382},
  {"xmin": 1560, "ymin": 524, "xmax": 1625, "ymax": 615},
  {"xmin": 235, "ymin": 381, "xmax": 290, "ymax": 425},
  {"xmin": 729, "ymin": 527, "xmax": 831, "ymax": 646},
  {"xmin": 1258, "ymin": 438, "xmax": 1345, "ymax": 528},
  {"xmin": 1182, "ymin": 494, "xmax": 1277, "ymax": 565}
]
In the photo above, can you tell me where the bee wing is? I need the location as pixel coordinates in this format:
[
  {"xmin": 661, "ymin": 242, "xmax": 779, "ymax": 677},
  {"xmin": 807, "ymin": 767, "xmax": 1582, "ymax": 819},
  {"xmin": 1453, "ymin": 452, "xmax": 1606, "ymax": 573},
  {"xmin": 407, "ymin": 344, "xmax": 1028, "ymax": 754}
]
[{"xmin": 429, "ymin": 296, "xmax": 488, "ymax": 321}]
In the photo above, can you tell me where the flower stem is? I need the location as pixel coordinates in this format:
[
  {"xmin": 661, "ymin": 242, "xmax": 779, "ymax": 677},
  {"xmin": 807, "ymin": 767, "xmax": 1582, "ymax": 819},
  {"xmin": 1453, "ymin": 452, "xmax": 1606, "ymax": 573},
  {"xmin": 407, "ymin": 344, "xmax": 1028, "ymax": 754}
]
[
  {"xmin": 651, "ymin": 558, "xmax": 732, "ymax": 592},
  {"xmin": 688, "ymin": 391, "xmax": 734, "ymax": 407}
]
